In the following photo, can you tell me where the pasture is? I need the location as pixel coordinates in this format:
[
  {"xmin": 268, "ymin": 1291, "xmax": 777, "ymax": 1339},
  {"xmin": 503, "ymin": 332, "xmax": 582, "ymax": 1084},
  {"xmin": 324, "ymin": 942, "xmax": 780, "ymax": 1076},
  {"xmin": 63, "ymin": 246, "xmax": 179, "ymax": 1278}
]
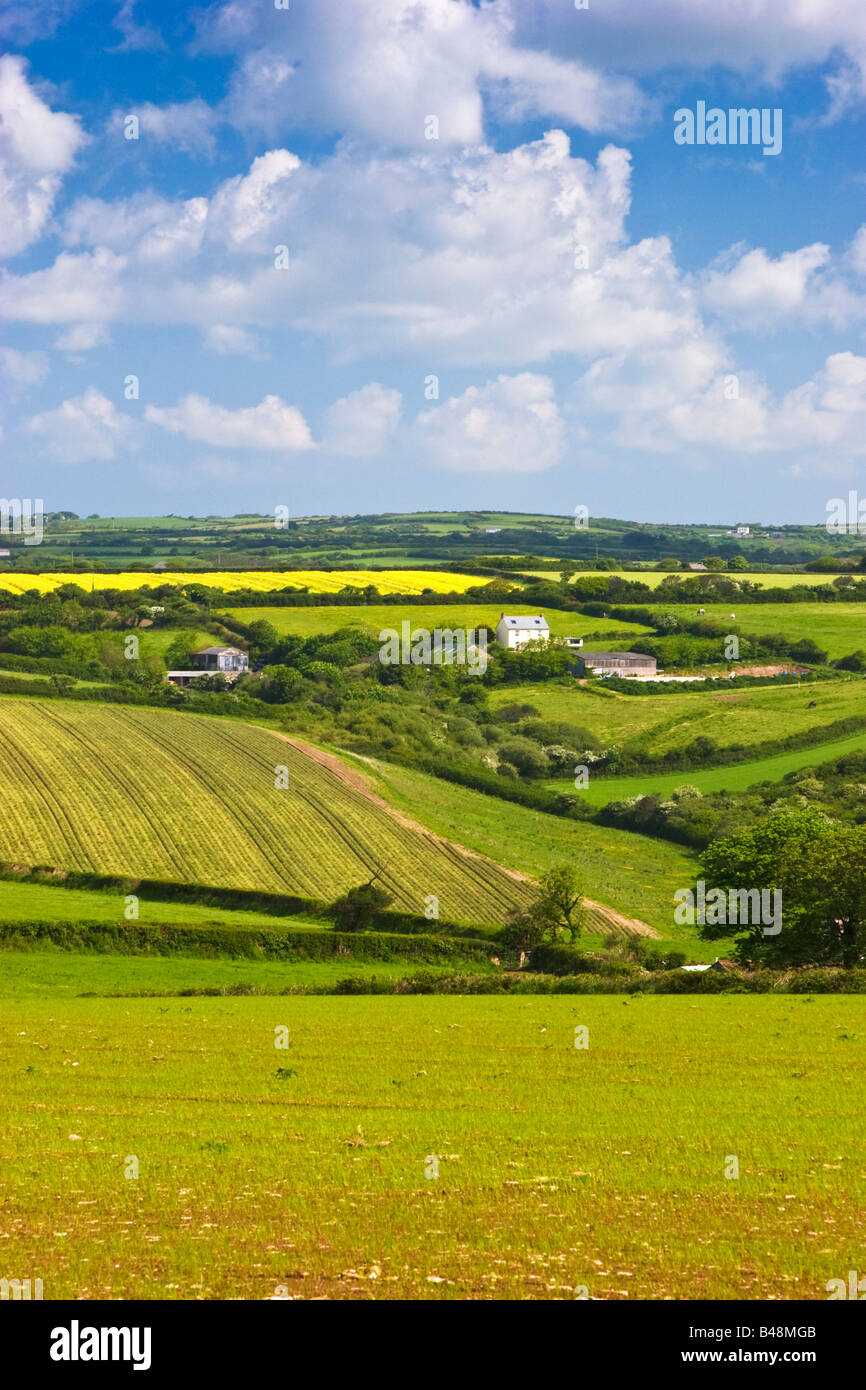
[
  {"xmin": 357, "ymin": 756, "xmax": 706, "ymax": 949},
  {"xmin": 0, "ymin": 952, "xmax": 467, "ymax": 999},
  {"xmin": 0, "ymin": 878, "xmax": 327, "ymax": 930},
  {"xmin": 547, "ymin": 729, "xmax": 866, "ymax": 806},
  {"xmin": 642, "ymin": 601, "xmax": 866, "ymax": 661},
  {"xmin": 1, "ymin": 995, "xmax": 862, "ymax": 1299},
  {"xmin": 225, "ymin": 604, "xmax": 651, "ymax": 642},
  {"xmin": 488, "ymin": 679, "xmax": 866, "ymax": 755}
]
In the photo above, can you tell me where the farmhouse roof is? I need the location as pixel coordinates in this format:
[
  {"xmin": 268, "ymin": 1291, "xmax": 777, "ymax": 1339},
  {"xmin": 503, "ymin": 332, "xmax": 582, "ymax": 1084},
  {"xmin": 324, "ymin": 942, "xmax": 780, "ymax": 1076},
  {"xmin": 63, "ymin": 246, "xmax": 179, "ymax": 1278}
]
[
  {"xmin": 497, "ymin": 613, "xmax": 549, "ymax": 629},
  {"xmin": 194, "ymin": 645, "xmax": 245, "ymax": 655}
]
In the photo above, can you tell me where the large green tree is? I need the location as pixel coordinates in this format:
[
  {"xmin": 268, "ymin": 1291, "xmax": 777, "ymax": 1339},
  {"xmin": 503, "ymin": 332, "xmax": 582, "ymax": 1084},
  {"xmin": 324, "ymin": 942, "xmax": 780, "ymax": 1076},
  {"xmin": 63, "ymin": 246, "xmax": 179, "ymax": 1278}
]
[{"xmin": 700, "ymin": 807, "xmax": 866, "ymax": 966}]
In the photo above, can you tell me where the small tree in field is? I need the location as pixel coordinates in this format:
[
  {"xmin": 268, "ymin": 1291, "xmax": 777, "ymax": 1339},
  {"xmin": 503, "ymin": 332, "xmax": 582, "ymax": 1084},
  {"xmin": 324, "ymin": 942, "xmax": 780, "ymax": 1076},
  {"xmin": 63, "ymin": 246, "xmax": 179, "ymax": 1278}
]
[
  {"xmin": 331, "ymin": 871, "xmax": 393, "ymax": 932},
  {"xmin": 501, "ymin": 907, "xmax": 547, "ymax": 953},
  {"xmin": 535, "ymin": 864, "xmax": 587, "ymax": 942},
  {"xmin": 501, "ymin": 863, "xmax": 587, "ymax": 951}
]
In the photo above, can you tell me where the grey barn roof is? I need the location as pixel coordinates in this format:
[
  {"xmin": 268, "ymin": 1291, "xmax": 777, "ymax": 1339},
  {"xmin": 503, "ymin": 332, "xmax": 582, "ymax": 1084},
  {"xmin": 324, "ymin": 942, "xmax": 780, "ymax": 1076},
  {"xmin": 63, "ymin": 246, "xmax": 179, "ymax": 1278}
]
[{"xmin": 581, "ymin": 651, "xmax": 654, "ymax": 661}]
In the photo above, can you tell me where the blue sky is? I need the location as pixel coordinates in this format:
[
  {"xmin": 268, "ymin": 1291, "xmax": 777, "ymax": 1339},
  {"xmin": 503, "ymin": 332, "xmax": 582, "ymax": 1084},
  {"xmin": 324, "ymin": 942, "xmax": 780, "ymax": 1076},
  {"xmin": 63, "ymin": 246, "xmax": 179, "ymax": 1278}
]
[{"xmin": 1, "ymin": 0, "xmax": 864, "ymax": 523}]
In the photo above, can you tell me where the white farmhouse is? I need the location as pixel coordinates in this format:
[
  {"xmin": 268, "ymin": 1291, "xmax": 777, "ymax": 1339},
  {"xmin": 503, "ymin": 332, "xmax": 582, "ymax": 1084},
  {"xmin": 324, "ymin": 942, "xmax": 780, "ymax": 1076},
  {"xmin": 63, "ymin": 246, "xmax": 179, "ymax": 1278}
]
[{"xmin": 495, "ymin": 613, "xmax": 550, "ymax": 650}]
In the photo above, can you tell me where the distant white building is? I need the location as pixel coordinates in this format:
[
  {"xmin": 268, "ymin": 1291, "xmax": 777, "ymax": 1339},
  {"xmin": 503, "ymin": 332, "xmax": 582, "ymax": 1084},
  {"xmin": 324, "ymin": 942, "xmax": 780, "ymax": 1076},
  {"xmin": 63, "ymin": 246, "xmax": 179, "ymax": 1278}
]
[
  {"xmin": 495, "ymin": 613, "xmax": 550, "ymax": 649},
  {"xmin": 732, "ymin": 525, "xmax": 750, "ymax": 537},
  {"xmin": 484, "ymin": 526, "xmax": 502, "ymax": 534}
]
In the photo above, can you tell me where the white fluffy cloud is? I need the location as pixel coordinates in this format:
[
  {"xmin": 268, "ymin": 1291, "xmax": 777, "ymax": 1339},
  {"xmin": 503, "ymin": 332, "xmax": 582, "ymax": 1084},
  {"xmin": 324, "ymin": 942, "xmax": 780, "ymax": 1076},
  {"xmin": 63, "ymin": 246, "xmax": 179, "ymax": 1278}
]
[
  {"xmin": 145, "ymin": 393, "xmax": 313, "ymax": 451},
  {"xmin": 33, "ymin": 133, "xmax": 678, "ymax": 365},
  {"xmin": 323, "ymin": 384, "xmax": 402, "ymax": 457},
  {"xmin": 203, "ymin": 324, "xmax": 260, "ymax": 355},
  {"xmin": 62, "ymin": 193, "xmax": 207, "ymax": 263},
  {"xmin": 194, "ymin": 0, "xmax": 645, "ymax": 149},
  {"xmin": 0, "ymin": 56, "xmax": 85, "ymax": 258},
  {"xmin": 26, "ymin": 388, "xmax": 137, "ymax": 463},
  {"xmin": 572, "ymin": 348, "xmax": 866, "ymax": 463},
  {"xmin": 0, "ymin": 248, "xmax": 126, "ymax": 323},
  {"xmin": 414, "ymin": 373, "xmax": 564, "ymax": 473},
  {"xmin": 515, "ymin": 0, "xmax": 866, "ymax": 119},
  {"xmin": 108, "ymin": 100, "xmax": 217, "ymax": 155}
]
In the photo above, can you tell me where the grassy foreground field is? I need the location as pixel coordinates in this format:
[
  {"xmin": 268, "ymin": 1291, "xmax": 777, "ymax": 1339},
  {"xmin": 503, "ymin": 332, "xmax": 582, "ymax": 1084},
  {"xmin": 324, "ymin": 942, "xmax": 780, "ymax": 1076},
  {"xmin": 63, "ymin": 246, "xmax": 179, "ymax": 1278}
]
[
  {"xmin": 0, "ymin": 700, "xmax": 530, "ymax": 926},
  {"xmin": 1, "ymin": 995, "xmax": 862, "ymax": 1300},
  {"xmin": 0, "ymin": 952, "xmax": 467, "ymax": 998}
]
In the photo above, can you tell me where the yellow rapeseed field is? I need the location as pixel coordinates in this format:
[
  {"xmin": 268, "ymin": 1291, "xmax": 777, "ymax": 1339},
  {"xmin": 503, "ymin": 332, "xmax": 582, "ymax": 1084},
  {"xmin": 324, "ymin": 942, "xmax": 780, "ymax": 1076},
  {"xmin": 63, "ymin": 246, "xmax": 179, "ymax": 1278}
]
[{"xmin": 0, "ymin": 569, "xmax": 484, "ymax": 596}]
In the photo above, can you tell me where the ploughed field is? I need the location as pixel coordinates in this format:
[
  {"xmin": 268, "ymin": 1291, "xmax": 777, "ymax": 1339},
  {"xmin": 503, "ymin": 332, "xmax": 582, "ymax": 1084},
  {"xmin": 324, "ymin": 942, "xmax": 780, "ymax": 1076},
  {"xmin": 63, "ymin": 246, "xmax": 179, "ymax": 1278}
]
[
  {"xmin": 1, "ymin": 995, "xmax": 862, "ymax": 1300},
  {"xmin": 0, "ymin": 700, "xmax": 531, "ymax": 926}
]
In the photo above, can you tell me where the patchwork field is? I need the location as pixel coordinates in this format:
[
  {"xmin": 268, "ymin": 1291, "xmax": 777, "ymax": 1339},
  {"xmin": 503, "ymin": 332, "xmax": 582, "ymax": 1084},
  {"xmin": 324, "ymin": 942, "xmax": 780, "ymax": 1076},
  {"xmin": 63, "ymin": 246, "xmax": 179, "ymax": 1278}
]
[
  {"xmin": 225, "ymin": 604, "xmax": 651, "ymax": 642},
  {"xmin": 1, "ymin": 995, "xmax": 862, "ymax": 1299},
  {"xmin": 0, "ymin": 570, "xmax": 485, "ymax": 597},
  {"xmin": 489, "ymin": 679, "xmax": 866, "ymax": 754},
  {"xmin": 0, "ymin": 700, "xmax": 531, "ymax": 926}
]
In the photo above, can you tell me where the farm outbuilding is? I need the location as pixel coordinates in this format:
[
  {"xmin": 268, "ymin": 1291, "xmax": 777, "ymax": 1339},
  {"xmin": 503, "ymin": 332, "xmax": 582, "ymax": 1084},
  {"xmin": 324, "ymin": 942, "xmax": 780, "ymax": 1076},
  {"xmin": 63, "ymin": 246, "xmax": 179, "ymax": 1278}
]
[
  {"xmin": 166, "ymin": 646, "xmax": 249, "ymax": 687},
  {"xmin": 577, "ymin": 651, "xmax": 657, "ymax": 678}
]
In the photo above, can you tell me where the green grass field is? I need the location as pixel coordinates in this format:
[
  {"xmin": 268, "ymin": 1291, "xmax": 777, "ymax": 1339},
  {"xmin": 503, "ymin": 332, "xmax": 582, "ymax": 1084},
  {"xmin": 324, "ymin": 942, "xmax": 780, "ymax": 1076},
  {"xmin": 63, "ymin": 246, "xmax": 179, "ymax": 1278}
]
[
  {"xmin": 354, "ymin": 756, "xmax": 711, "ymax": 951},
  {"xmin": 0, "ymin": 700, "xmax": 530, "ymax": 926},
  {"xmin": 547, "ymin": 729, "xmax": 866, "ymax": 806},
  {"xmin": 225, "ymin": 604, "xmax": 651, "ymax": 642},
  {"xmin": 642, "ymin": 602, "xmax": 866, "ymax": 660},
  {"xmin": 0, "ymin": 879, "xmax": 327, "ymax": 930},
  {"xmin": 1, "ymin": 994, "xmax": 862, "ymax": 1299},
  {"xmin": 0, "ymin": 952, "xmax": 467, "ymax": 999},
  {"xmin": 489, "ymin": 679, "xmax": 866, "ymax": 755}
]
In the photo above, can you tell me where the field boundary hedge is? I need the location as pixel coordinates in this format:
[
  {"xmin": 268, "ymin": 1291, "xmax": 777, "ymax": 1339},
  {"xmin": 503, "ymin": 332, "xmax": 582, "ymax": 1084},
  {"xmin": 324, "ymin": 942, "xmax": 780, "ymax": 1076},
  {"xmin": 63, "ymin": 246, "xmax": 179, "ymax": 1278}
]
[
  {"xmin": 0, "ymin": 920, "xmax": 494, "ymax": 963},
  {"xmin": 0, "ymin": 862, "xmax": 489, "ymax": 939}
]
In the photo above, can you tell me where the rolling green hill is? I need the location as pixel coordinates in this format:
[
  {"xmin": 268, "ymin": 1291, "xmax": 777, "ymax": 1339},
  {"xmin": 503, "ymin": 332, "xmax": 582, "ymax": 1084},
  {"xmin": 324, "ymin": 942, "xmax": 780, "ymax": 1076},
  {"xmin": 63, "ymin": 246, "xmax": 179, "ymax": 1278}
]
[{"xmin": 0, "ymin": 700, "xmax": 531, "ymax": 927}]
